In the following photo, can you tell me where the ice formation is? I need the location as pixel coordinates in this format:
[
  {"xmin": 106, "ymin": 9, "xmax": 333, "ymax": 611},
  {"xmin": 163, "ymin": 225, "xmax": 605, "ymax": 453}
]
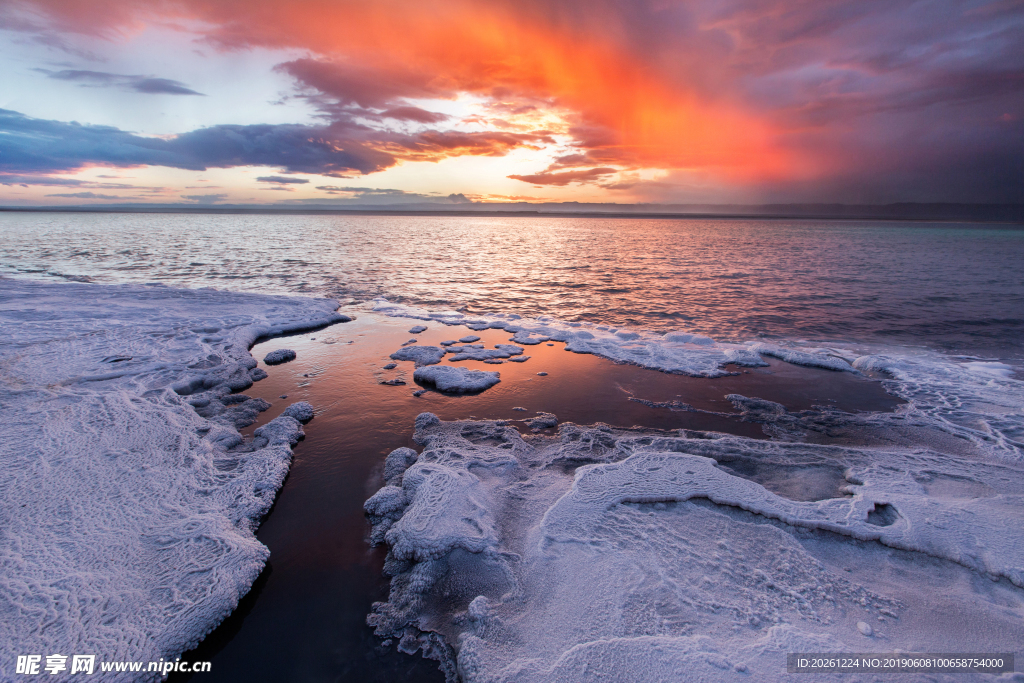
[
  {"xmin": 281, "ymin": 401, "xmax": 315, "ymax": 422},
  {"xmin": 264, "ymin": 348, "xmax": 297, "ymax": 365},
  {"xmin": 367, "ymin": 414, "xmax": 1024, "ymax": 682},
  {"xmin": 410, "ymin": 325, "xmax": 428, "ymax": 334},
  {"xmin": 371, "ymin": 300, "xmax": 781, "ymax": 378},
  {"xmin": 390, "ymin": 345, "xmax": 447, "ymax": 367},
  {"xmin": 446, "ymin": 344, "xmax": 524, "ymax": 362},
  {"xmin": 413, "ymin": 366, "xmax": 501, "ymax": 393},
  {"xmin": 0, "ymin": 279, "xmax": 349, "ymax": 678}
]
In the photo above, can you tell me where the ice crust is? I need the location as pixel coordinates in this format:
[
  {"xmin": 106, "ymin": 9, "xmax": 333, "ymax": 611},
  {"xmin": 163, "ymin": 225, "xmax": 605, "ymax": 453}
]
[
  {"xmin": 391, "ymin": 345, "xmax": 447, "ymax": 367},
  {"xmin": 413, "ymin": 366, "xmax": 501, "ymax": 393},
  {"xmin": 263, "ymin": 348, "xmax": 297, "ymax": 365},
  {"xmin": 447, "ymin": 344, "xmax": 524, "ymax": 362},
  {"xmin": 371, "ymin": 299, "xmax": 790, "ymax": 377},
  {"xmin": 0, "ymin": 279, "xmax": 349, "ymax": 679},
  {"xmin": 281, "ymin": 401, "xmax": 315, "ymax": 422},
  {"xmin": 367, "ymin": 415, "xmax": 1024, "ymax": 682}
]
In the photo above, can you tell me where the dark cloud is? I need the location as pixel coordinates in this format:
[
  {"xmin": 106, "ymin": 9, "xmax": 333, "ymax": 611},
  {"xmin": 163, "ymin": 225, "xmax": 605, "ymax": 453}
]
[
  {"xmin": 0, "ymin": 173, "xmax": 162, "ymax": 191},
  {"xmin": 37, "ymin": 69, "xmax": 204, "ymax": 95},
  {"xmin": 256, "ymin": 175, "xmax": 310, "ymax": 184},
  {"xmin": 181, "ymin": 193, "xmax": 228, "ymax": 203},
  {"xmin": 0, "ymin": 108, "xmax": 551, "ymax": 177},
  {"xmin": 304, "ymin": 185, "xmax": 452, "ymax": 204},
  {"xmin": 1, "ymin": 174, "xmax": 92, "ymax": 186},
  {"xmin": 508, "ymin": 167, "xmax": 617, "ymax": 186},
  {"xmin": 44, "ymin": 191, "xmax": 123, "ymax": 199},
  {"xmin": 276, "ymin": 58, "xmax": 445, "ymax": 113},
  {"xmin": 380, "ymin": 106, "xmax": 450, "ymax": 123}
]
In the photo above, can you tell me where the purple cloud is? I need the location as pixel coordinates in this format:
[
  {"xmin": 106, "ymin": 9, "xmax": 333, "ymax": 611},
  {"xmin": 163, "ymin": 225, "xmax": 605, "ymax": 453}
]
[
  {"xmin": 37, "ymin": 69, "xmax": 204, "ymax": 95},
  {"xmin": 256, "ymin": 176, "xmax": 310, "ymax": 184}
]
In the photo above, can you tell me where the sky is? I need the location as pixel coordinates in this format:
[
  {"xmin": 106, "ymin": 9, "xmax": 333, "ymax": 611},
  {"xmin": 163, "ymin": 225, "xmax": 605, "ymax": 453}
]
[{"xmin": 0, "ymin": 0, "xmax": 1021, "ymax": 207}]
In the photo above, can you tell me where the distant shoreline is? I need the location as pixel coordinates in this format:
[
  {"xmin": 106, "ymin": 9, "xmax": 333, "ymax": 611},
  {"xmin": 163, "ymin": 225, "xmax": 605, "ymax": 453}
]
[{"xmin": 2, "ymin": 203, "xmax": 1023, "ymax": 224}]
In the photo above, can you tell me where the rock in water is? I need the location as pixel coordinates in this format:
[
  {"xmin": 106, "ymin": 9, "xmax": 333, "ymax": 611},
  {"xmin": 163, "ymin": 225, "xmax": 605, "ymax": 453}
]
[{"xmin": 264, "ymin": 349, "xmax": 296, "ymax": 365}]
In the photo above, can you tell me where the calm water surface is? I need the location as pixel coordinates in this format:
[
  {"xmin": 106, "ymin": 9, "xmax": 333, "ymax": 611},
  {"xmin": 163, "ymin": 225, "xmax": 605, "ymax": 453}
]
[{"xmin": 3, "ymin": 212, "xmax": 1022, "ymax": 357}]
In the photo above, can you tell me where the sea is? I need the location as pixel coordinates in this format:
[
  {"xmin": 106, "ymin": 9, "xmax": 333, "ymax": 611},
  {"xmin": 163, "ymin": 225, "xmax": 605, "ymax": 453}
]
[{"xmin": 2, "ymin": 212, "xmax": 1022, "ymax": 360}]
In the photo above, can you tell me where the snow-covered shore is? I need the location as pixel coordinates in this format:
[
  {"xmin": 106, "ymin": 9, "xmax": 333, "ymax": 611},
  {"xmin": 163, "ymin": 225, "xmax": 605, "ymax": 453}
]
[
  {"xmin": 367, "ymin": 414, "xmax": 1024, "ymax": 683},
  {"xmin": 364, "ymin": 301, "xmax": 1024, "ymax": 682},
  {"xmin": 0, "ymin": 279, "xmax": 349, "ymax": 679}
]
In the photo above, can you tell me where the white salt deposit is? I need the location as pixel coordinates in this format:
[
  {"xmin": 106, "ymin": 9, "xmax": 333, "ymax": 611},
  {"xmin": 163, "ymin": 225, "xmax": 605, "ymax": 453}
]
[
  {"xmin": 281, "ymin": 401, "xmax": 315, "ymax": 422},
  {"xmin": 409, "ymin": 325, "xmax": 428, "ymax": 334},
  {"xmin": 390, "ymin": 345, "xmax": 447, "ymax": 367},
  {"xmin": 413, "ymin": 366, "xmax": 501, "ymax": 393},
  {"xmin": 447, "ymin": 344, "xmax": 524, "ymax": 362},
  {"xmin": 367, "ymin": 414, "xmax": 1024, "ymax": 682},
  {"xmin": 0, "ymin": 279, "xmax": 349, "ymax": 675},
  {"xmin": 372, "ymin": 299, "xmax": 767, "ymax": 377},
  {"xmin": 853, "ymin": 353, "xmax": 1024, "ymax": 461}
]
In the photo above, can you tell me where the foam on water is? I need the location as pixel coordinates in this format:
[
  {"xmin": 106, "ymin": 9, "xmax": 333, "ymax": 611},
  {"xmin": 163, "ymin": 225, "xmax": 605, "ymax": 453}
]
[{"xmin": 0, "ymin": 279, "xmax": 348, "ymax": 677}]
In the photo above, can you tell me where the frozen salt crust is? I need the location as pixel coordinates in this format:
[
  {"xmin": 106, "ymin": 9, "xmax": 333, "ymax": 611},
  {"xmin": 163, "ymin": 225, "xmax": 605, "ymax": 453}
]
[
  {"xmin": 0, "ymin": 279, "xmax": 349, "ymax": 679},
  {"xmin": 263, "ymin": 348, "xmax": 297, "ymax": 365},
  {"xmin": 413, "ymin": 366, "xmax": 501, "ymax": 394},
  {"xmin": 281, "ymin": 401, "xmax": 315, "ymax": 423},
  {"xmin": 369, "ymin": 298, "xmax": 1024, "ymax": 683},
  {"xmin": 367, "ymin": 414, "xmax": 1024, "ymax": 682}
]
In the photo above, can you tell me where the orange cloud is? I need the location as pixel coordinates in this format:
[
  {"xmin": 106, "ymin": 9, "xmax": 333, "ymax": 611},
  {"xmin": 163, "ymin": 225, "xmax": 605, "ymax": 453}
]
[
  {"xmin": 507, "ymin": 167, "xmax": 617, "ymax": 186},
  {"xmin": 13, "ymin": 0, "xmax": 791, "ymax": 182}
]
